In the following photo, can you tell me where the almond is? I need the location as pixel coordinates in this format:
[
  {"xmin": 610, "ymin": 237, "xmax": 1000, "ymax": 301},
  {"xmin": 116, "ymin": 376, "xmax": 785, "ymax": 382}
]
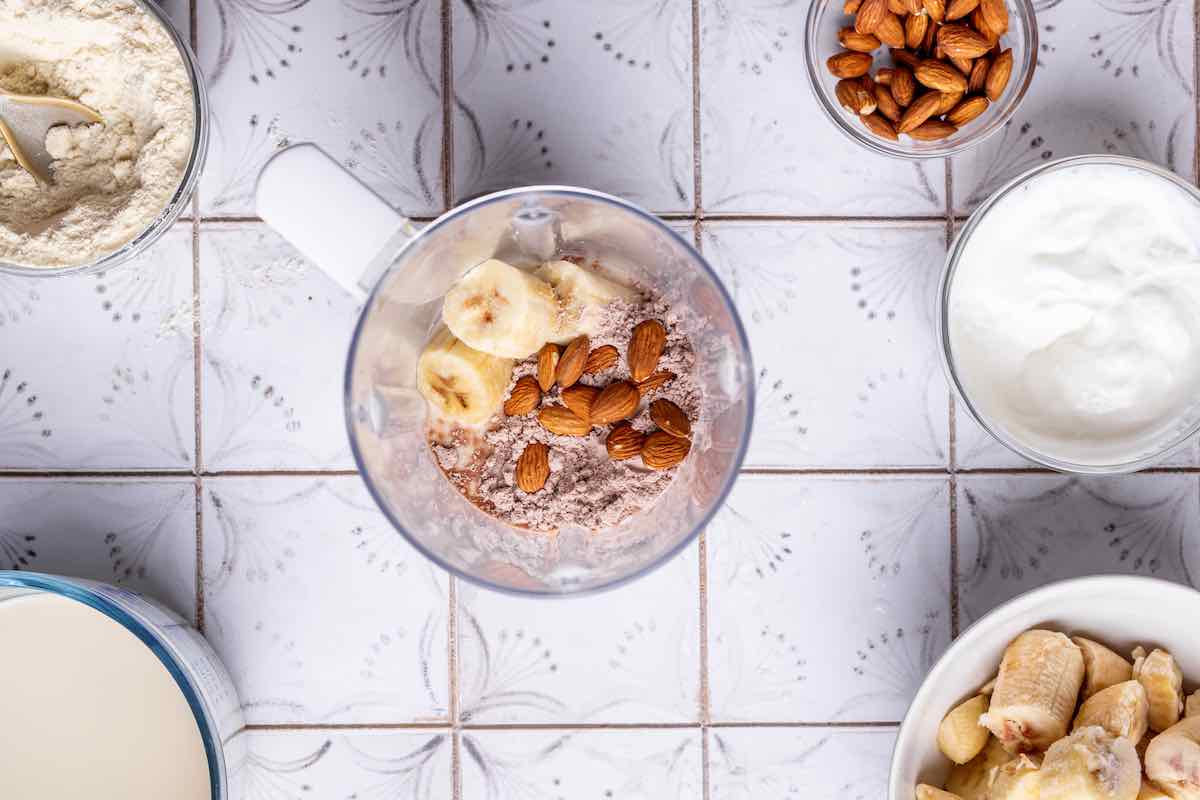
[
  {"xmin": 838, "ymin": 27, "xmax": 881, "ymax": 52},
  {"xmin": 628, "ymin": 319, "xmax": 666, "ymax": 381},
  {"xmin": 935, "ymin": 89, "xmax": 964, "ymax": 115},
  {"xmin": 891, "ymin": 66, "xmax": 916, "ymax": 105},
  {"xmin": 986, "ymin": 48, "xmax": 1013, "ymax": 101},
  {"xmin": 875, "ymin": 12, "xmax": 905, "ymax": 48},
  {"xmin": 890, "ymin": 48, "xmax": 921, "ymax": 70},
  {"xmin": 945, "ymin": 0, "xmax": 979, "ymax": 19},
  {"xmin": 904, "ymin": 0, "xmax": 924, "ymax": 14},
  {"xmin": 605, "ymin": 424, "xmax": 645, "ymax": 460},
  {"xmin": 875, "ymin": 67, "xmax": 896, "ymax": 85},
  {"xmin": 907, "ymin": 119, "xmax": 958, "ymax": 140},
  {"xmin": 923, "ymin": 0, "xmax": 946, "ymax": 22},
  {"xmin": 905, "ymin": 12, "xmax": 929, "ymax": 50},
  {"xmin": 971, "ymin": 6, "xmax": 1000, "ymax": 42},
  {"xmin": 968, "ymin": 56, "xmax": 991, "ymax": 92},
  {"xmin": 536, "ymin": 343, "xmax": 560, "ymax": 391},
  {"xmin": 855, "ymin": 0, "xmax": 887, "ymax": 33},
  {"xmin": 887, "ymin": 0, "xmax": 908, "ymax": 14},
  {"xmin": 915, "ymin": 59, "xmax": 967, "ymax": 92},
  {"xmin": 515, "ymin": 442, "xmax": 550, "ymax": 493},
  {"xmin": 555, "ymin": 335, "xmax": 589, "ymax": 389},
  {"xmin": 827, "ymin": 50, "xmax": 873, "ymax": 79},
  {"xmin": 921, "ymin": 19, "xmax": 938, "ymax": 54},
  {"xmin": 583, "ymin": 344, "xmax": 619, "ymax": 374},
  {"xmin": 561, "ymin": 384, "xmax": 600, "ymax": 421},
  {"xmin": 837, "ymin": 78, "xmax": 877, "ymax": 115},
  {"xmin": 946, "ymin": 95, "xmax": 989, "ymax": 126},
  {"xmin": 844, "ymin": 0, "xmax": 863, "ymax": 12},
  {"xmin": 650, "ymin": 399, "xmax": 691, "ymax": 439},
  {"xmin": 860, "ymin": 112, "xmax": 899, "ymax": 140},
  {"xmin": 950, "ymin": 55, "xmax": 973, "ymax": 75},
  {"xmin": 979, "ymin": 0, "xmax": 1008, "ymax": 35},
  {"xmin": 939, "ymin": 23, "xmax": 991, "ymax": 58},
  {"xmin": 897, "ymin": 90, "xmax": 941, "ymax": 132},
  {"xmin": 590, "ymin": 381, "xmax": 640, "ymax": 425},
  {"xmin": 636, "ymin": 370, "xmax": 676, "ymax": 396},
  {"xmin": 642, "ymin": 430, "xmax": 691, "ymax": 470},
  {"xmin": 503, "ymin": 375, "xmax": 541, "ymax": 416},
  {"xmin": 538, "ymin": 405, "xmax": 591, "ymax": 436},
  {"xmin": 875, "ymin": 85, "xmax": 902, "ymax": 122}
]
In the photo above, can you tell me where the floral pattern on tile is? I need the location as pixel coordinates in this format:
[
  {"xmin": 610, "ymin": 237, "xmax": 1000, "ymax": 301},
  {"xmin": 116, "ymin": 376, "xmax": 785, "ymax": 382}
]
[{"xmin": 201, "ymin": 476, "xmax": 450, "ymax": 724}]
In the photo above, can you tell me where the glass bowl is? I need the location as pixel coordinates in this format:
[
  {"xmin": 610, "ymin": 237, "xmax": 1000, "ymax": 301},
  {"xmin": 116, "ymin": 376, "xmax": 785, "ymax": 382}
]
[
  {"xmin": 938, "ymin": 154, "xmax": 1200, "ymax": 473},
  {"xmin": 0, "ymin": 0, "xmax": 210, "ymax": 277},
  {"xmin": 804, "ymin": 0, "xmax": 1037, "ymax": 159}
]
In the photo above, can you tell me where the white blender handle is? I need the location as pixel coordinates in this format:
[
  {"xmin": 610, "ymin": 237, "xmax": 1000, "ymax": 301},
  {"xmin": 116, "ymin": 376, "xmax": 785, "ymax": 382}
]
[{"xmin": 255, "ymin": 143, "xmax": 418, "ymax": 299}]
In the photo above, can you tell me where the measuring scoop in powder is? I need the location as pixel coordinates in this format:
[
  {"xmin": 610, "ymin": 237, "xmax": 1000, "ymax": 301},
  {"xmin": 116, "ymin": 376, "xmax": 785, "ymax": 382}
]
[{"xmin": 0, "ymin": 90, "xmax": 102, "ymax": 184}]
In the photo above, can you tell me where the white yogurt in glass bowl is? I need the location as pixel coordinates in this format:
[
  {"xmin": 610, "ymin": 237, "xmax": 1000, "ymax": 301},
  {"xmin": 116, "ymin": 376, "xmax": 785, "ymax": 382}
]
[{"xmin": 940, "ymin": 155, "xmax": 1200, "ymax": 472}]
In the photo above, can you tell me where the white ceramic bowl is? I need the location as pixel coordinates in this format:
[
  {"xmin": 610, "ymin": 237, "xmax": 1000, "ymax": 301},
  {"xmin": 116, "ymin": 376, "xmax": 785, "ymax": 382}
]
[{"xmin": 889, "ymin": 575, "xmax": 1200, "ymax": 798}]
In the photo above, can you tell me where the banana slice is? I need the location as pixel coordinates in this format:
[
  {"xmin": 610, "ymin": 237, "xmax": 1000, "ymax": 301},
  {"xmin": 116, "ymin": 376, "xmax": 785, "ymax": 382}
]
[
  {"xmin": 990, "ymin": 753, "xmax": 1043, "ymax": 800},
  {"xmin": 1040, "ymin": 726, "xmax": 1142, "ymax": 800},
  {"xmin": 1133, "ymin": 648, "xmax": 1184, "ymax": 733},
  {"xmin": 982, "ymin": 630, "xmax": 1086, "ymax": 752},
  {"xmin": 442, "ymin": 259, "xmax": 561, "ymax": 358},
  {"xmin": 1185, "ymin": 690, "xmax": 1200, "ymax": 719},
  {"xmin": 1144, "ymin": 716, "xmax": 1200, "ymax": 800},
  {"xmin": 945, "ymin": 736, "xmax": 1016, "ymax": 800},
  {"xmin": 916, "ymin": 785, "xmax": 964, "ymax": 800},
  {"xmin": 536, "ymin": 259, "xmax": 639, "ymax": 341},
  {"xmin": 1073, "ymin": 680, "xmax": 1150, "ymax": 743},
  {"xmin": 416, "ymin": 326, "xmax": 513, "ymax": 426},
  {"xmin": 939, "ymin": 695, "xmax": 991, "ymax": 764},
  {"xmin": 1075, "ymin": 637, "xmax": 1135, "ymax": 700}
]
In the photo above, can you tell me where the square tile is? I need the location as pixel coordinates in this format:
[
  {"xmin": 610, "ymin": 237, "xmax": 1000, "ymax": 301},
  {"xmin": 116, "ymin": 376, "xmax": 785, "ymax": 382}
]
[
  {"xmin": 0, "ymin": 479, "xmax": 197, "ymax": 621},
  {"xmin": 702, "ymin": 222, "xmax": 949, "ymax": 468},
  {"xmin": 198, "ymin": 223, "xmax": 358, "ymax": 470},
  {"xmin": 951, "ymin": 0, "xmax": 1196, "ymax": 213},
  {"xmin": 0, "ymin": 227, "xmax": 196, "ymax": 470},
  {"xmin": 709, "ymin": 726, "xmax": 897, "ymax": 800},
  {"xmin": 452, "ymin": 0, "xmax": 695, "ymax": 211},
  {"xmin": 196, "ymin": 0, "xmax": 443, "ymax": 216},
  {"xmin": 957, "ymin": 474, "xmax": 1200, "ymax": 625},
  {"xmin": 698, "ymin": 0, "xmax": 947, "ymax": 215},
  {"xmin": 707, "ymin": 475, "xmax": 952, "ymax": 723},
  {"xmin": 456, "ymin": 544, "xmax": 700, "ymax": 725},
  {"xmin": 461, "ymin": 729, "xmax": 703, "ymax": 799},
  {"xmin": 200, "ymin": 476, "xmax": 450, "ymax": 724}
]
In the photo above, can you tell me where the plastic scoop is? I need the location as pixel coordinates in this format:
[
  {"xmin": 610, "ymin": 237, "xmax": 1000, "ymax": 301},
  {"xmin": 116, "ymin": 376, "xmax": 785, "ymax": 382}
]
[{"xmin": 0, "ymin": 90, "xmax": 102, "ymax": 183}]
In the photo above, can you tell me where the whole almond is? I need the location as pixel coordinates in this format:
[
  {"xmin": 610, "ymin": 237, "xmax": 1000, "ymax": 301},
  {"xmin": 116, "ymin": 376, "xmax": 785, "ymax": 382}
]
[
  {"xmin": 904, "ymin": 0, "xmax": 924, "ymax": 13},
  {"xmin": 907, "ymin": 119, "xmax": 958, "ymax": 140},
  {"xmin": 945, "ymin": 0, "xmax": 979, "ymax": 19},
  {"xmin": 875, "ymin": 12, "xmax": 905, "ymax": 48},
  {"xmin": 950, "ymin": 55, "xmax": 973, "ymax": 75},
  {"xmin": 844, "ymin": 0, "xmax": 863, "ymax": 12},
  {"xmin": 915, "ymin": 59, "xmax": 967, "ymax": 92},
  {"xmin": 583, "ymin": 344, "xmax": 619, "ymax": 374},
  {"xmin": 935, "ymin": 89, "xmax": 964, "ymax": 115},
  {"xmin": 827, "ymin": 50, "xmax": 873, "ymax": 79},
  {"xmin": 590, "ymin": 381, "xmax": 640, "ymax": 425},
  {"xmin": 876, "ymin": 67, "xmax": 896, "ymax": 85},
  {"xmin": 971, "ymin": 6, "xmax": 1000, "ymax": 42},
  {"xmin": 905, "ymin": 12, "xmax": 929, "ymax": 50},
  {"xmin": 921, "ymin": 20, "xmax": 938, "ymax": 54},
  {"xmin": 979, "ymin": 0, "xmax": 1008, "ymax": 34},
  {"xmin": 515, "ymin": 442, "xmax": 550, "ymax": 493},
  {"xmin": 605, "ymin": 424, "xmax": 645, "ymax": 461},
  {"xmin": 968, "ymin": 56, "xmax": 991, "ymax": 92},
  {"xmin": 986, "ymin": 48, "xmax": 1013, "ymax": 101},
  {"xmin": 561, "ymin": 384, "xmax": 600, "ymax": 421},
  {"xmin": 891, "ymin": 66, "xmax": 916, "ymax": 105},
  {"xmin": 628, "ymin": 320, "xmax": 667, "ymax": 381},
  {"xmin": 875, "ymin": 85, "xmax": 902, "ymax": 122},
  {"xmin": 503, "ymin": 375, "xmax": 542, "ymax": 416},
  {"xmin": 636, "ymin": 370, "xmax": 676, "ymax": 396},
  {"xmin": 837, "ymin": 78, "xmax": 877, "ymax": 115},
  {"xmin": 939, "ymin": 23, "xmax": 991, "ymax": 58},
  {"xmin": 855, "ymin": 0, "xmax": 887, "ymax": 33},
  {"xmin": 650, "ymin": 399, "xmax": 692, "ymax": 439},
  {"xmin": 923, "ymin": 0, "xmax": 946, "ymax": 21},
  {"xmin": 887, "ymin": 0, "xmax": 908, "ymax": 13},
  {"xmin": 642, "ymin": 430, "xmax": 692, "ymax": 470},
  {"xmin": 946, "ymin": 95, "xmax": 989, "ymax": 126},
  {"xmin": 838, "ymin": 27, "xmax": 881, "ymax": 52},
  {"xmin": 860, "ymin": 112, "xmax": 899, "ymax": 140},
  {"xmin": 897, "ymin": 90, "xmax": 941, "ymax": 132},
  {"xmin": 890, "ymin": 48, "xmax": 921, "ymax": 70},
  {"xmin": 555, "ymin": 335, "xmax": 590, "ymax": 388},
  {"xmin": 536, "ymin": 343, "xmax": 560, "ymax": 391},
  {"xmin": 859, "ymin": 72, "xmax": 876, "ymax": 94},
  {"xmin": 538, "ymin": 405, "xmax": 591, "ymax": 436}
]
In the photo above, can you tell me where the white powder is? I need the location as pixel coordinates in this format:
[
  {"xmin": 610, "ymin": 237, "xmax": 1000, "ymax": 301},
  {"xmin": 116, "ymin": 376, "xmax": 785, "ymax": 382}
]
[{"xmin": 0, "ymin": 0, "xmax": 195, "ymax": 268}]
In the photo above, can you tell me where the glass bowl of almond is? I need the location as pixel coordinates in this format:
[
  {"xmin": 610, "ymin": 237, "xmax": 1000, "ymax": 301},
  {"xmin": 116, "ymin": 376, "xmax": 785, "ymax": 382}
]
[{"xmin": 804, "ymin": 0, "xmax": 1037, "ymax": 157}]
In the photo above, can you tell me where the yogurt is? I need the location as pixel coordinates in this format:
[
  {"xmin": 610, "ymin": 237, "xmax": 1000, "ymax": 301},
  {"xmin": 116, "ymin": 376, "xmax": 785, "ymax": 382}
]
[{"xmin": 947, "ymin": 161, "xmax": 1200, "ymax": 466}]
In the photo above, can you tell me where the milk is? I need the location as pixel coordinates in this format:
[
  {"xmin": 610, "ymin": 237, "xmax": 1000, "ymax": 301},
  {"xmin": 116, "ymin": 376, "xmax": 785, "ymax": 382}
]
[{"xmin": 0, "ymin": 592, "xmax": 211, "ymax": 799}]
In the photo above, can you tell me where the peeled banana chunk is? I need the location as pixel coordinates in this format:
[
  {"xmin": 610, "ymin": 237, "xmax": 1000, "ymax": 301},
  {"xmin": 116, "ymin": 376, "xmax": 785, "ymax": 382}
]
[
  {"xmin": 917, "ymin": 785, "xmax": 964, "ymax": 800},
  {"xmin": 939, "ymin": 695, "xmax": 991, "ymax": 764},
  {"xmin": 1187, "ymin": 690, "xmax": 1200, "ymax": 719},
  {"xmin": 1073, "ymin": 680, "xmax": 1150, "ymax": 743},
  {"xmin": 945, "ymin": 736, "xmax": 1016, "ymax": 800},
  {"xmin": 1039, "ymin": 726, "xmax": 1141, "ymax": 800},
  {"xmin": 1145, "ymin": 716, "xmax": 1200, "ymax": 800},
  {"xmin": 982, "ymin": 630, "xmax": 1085, "ymax": 753},
  {"xmin": 416, "ymin": 326, "xmax": 514, "ymax": 426},
  {"xmin": 1074, "ymin": 636, "xmax": 1135, "ymax": 700},
  {"xmin": 989, "ymin": 753, "xmax": 1042, "ymax": 800},
  {"xmin": 1133, "ymin": 648, "xmax": 1185, "ymax": 734}
]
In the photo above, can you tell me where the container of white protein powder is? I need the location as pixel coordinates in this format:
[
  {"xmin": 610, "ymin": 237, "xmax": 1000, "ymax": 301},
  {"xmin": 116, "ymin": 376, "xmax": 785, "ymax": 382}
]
[
  {"xmin": 940, "ymin": 155, "xmax": 1200, "ymax": 473},
  {"xmin": 0, "ymin": 571, "xmax": 243, "ymax": 800}
]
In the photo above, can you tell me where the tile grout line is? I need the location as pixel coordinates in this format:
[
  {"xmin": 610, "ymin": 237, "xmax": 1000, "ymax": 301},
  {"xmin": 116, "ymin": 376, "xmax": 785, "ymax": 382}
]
[
  {"xmin": 452, "ymin": 731, "xmax": 463, "ymax": 800},
  {"xmin": 949, "ymin": 475, "xmax": 960, "ymax": 639},
  {"xmin": 701, "ymin": 727, "xmax": 712, "ymax": 798},
  {"xmin": 242, "ymin": 720, "xmax": 901, "ymax": 732},
  {"xmin": 192, "ymin": 213, "xmax": 953, "ymax": 225},
  {"xmin": 698, "ymin": 531, "xmax": 710, "ymax": 726},
  {"xmin": 442, "ymin": 0, "xmax": 454, "ymax": 213},
  {"xmin": 691, "ymin": 0, "xmax": 703, "ymax": 218},
  {"xmin": 448, "ymin": 576, "xmax": 460, "ymax": 726}
]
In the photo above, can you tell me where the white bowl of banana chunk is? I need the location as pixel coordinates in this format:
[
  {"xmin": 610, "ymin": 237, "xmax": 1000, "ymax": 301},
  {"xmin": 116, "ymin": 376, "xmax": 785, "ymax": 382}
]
[{"xmin": 890, "ymin": 575, "xmax": 1200, "ymax": 800}]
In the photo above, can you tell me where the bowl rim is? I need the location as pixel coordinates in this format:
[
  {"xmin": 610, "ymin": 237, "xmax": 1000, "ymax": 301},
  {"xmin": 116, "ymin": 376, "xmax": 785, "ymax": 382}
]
[
  {"xmin": 803, "ymin": 0, "xmax": 1039, "ymax": 160},
  {"xmin": 887, "ymin": 573, "xmax": 1200, "ymax": 799}
]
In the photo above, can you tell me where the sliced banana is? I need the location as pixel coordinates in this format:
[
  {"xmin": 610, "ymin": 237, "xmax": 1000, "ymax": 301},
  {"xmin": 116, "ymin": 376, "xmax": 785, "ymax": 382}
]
[
  {"xmin": 1073, "ymin": 680, "xmax": 1150, "ymax": 743},
  {"xmin": 1075, "ymin": 636, "xmax": 1135, "ymax": 700},
  {"xmin": 989, "ymin": 753, "xmax": 1042, "ymax": 800},
  {"xmin": 1144, "ymin": 716, "xmax": 1200, "ymax": 800},
  {"xmin": 945, "ymin": 736, "xmax": 1016, "ymax": 800},
  {"xmin": 536, "ymin": 259, "xmax": 639, "ymax": 342},
  {"xmin": 939, "ymin": 695, "xmax": 991, "ymax": 764},
  {"xmin": 917, "ymin": 785, "xmax": 964, "ymax": 800},
  {"xmin": 1187, "ymin": 691, "xmax": 1200, "ymax": 719},
  {"xmin": 982, "ymin": 629, "xmax": 1085, "ymax": 752},
  {"xmin": 1133, "ymin": 648, "xmax": 1184, "ymax": 733},
  {"xmin": 442, "ymin": 258, "xmax": 561, "ymax": 358},
  {"xmin": 1039, "ymin": 726, "xmax": 1142, "ymax": 800},
  {"xmin": 416, "ymin": 326, "xmax": 513, "ymax": 426}
]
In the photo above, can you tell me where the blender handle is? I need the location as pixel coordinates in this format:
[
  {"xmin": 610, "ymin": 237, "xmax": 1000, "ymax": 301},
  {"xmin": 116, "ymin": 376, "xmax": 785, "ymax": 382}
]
[{"xmin": 255, "ymin": 143, "xmax": 419, "ymax": 299}]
